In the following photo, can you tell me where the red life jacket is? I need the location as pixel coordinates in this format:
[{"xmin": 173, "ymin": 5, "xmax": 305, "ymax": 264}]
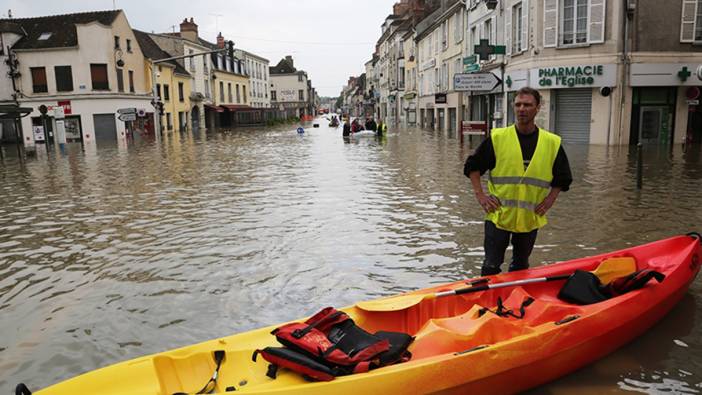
[{"xmin": 253, "ymin": 307, "xmax": 413, "ymax": 381}]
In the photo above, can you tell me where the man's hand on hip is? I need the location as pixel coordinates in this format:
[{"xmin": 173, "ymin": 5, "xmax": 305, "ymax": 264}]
[
  {"xmin": 476, "ymin": 192, "xmax": 501, "ymax": 213},
  {"xmin": 535, "ymin": 187, "xmax": 562, "ymax": 216}
]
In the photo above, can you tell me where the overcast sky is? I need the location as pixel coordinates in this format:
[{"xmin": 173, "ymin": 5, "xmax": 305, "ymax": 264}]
[{"xmin": 4, "ymin": 0, "xmax": 397, "ymax": 97}]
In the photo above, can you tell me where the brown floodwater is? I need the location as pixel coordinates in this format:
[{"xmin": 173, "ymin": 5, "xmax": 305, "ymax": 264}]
[{"xmin": 0, "ymin": 120, "xmax": 700, "ymax": 393}]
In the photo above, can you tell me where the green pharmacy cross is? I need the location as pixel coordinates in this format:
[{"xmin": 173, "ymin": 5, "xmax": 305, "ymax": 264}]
[
  {"xmin": 474, "ymin": 39, "xmax": 506, "ymax": 61},
  {"xmin": 678, "ymin": 66, "xmax": 692, "ymax": 82}
]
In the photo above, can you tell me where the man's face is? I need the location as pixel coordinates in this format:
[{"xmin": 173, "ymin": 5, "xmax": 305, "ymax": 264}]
[{"xmin": 514, "ymin": 93, "xmax": 540, "ymax": 124}]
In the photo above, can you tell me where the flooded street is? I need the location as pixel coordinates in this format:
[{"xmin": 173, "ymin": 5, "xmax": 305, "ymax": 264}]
[{"xmin": 1, "ymin": 121, "xmax": 701, "ymax": 393}]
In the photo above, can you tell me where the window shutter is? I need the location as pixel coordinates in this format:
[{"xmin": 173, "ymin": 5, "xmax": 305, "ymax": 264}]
[
  {"xmin": 506, "ymin": 3, "xmax": 513, "ymax": 55},
  {"xmin": 588, "ymin": 0, "xmax": 606, "ymax": 43},
  {"xmin": 681, "ymin": 0, "xmax": 697, "ymax": 42},
  {"xmin": 521, "ymin": 0, "xmax": 530, "ymax": 51},
  {"xmin": 544, "ymin": 0, "xmax": 558, "ymax": 47}
]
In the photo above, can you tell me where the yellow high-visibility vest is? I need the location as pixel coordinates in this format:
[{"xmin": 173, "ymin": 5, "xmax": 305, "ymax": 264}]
[{"xmin": 486, "ymin": 125, "xmax": 561, "ymax": 233}]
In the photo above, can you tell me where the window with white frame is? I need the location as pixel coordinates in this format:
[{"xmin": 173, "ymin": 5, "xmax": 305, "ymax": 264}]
[
  {"xmin": 681, "ymin": 0, "xmax": 702, "ymax": 42},
  {"xmin": 544, "ymin": 0, "xmax": 605, "ymax": 47},
  {"xmin": 442, "ymin": 21, "xmax": 448, "ymax": 50},
  {"xmin": 513, "ymin": 3, "xmax": 523, "ymax": 52},
  {"xmin": 561, "ymin": 0, "xmax": 588, "ymax": 45},
  {"xmin": 441, "ymin": 62, "xmax": 448, "ymax": 91},
  {"xmin": 454, "ymin": 12, "xmax": 464, "ymax": 44},
  {"xmin": 471, "ymin": 26, "xmax": 478, "ymax": 55}
]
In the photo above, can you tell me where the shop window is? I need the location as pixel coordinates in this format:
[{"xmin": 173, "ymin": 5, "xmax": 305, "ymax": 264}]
[
  {"xmin": 90, "ymin": 64, "xmax": 109, "ymax": 90},
  {"xmin": 31, "ymin": 67, "xmax": 48, "ymax": 93},
  {"xmin": 54, "ymin": 66, "xmax": 73, "ymax": 92}
]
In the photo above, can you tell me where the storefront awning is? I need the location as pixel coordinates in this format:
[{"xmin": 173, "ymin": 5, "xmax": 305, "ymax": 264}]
[
  {"xmin": 0, "ymin": 104, "xmax": 33, "ymax": 119},
  {"xmin": 204, "ymin": 104, "xmax": 225, "ymax": 113},
  {"xmin": 220, "ymin": 104, "xmax": 256, "ymax": 112}
]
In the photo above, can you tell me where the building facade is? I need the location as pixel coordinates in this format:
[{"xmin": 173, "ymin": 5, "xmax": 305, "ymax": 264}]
[
  {"xmin": 1, "ymin": 10, "xmax": 153, "ymax": 149},
  {"xmin": 133, "ymin": 29, "xmax": 192, "ymax": 134},
  {"xmin": 235, "ymin": 49, "xmax": 271, "ymax": 109},
  {"xmin": 270, "ymin": 56, "xmax": 312, "ymax": 118}
]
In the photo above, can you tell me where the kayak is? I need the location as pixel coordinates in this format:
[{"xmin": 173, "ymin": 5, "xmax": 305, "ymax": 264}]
[{"xmin": 23, "ymin": 234, "xmax": 701, "ymax": 395}]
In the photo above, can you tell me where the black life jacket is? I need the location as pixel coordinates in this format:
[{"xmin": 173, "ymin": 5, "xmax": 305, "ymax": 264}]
[
  {"xmin": 558, "ymin": 269, "xmax": 665, "ymax": 305},
  {"xmin": 253, "ymin": 307, "xmax": 413, "ymax": 381}
]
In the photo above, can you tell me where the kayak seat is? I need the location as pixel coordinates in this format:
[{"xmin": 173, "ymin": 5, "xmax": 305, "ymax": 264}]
[
  {"xmin": 153, "ymin": 352, "xmax": 226, "ymax": 394},
  {"xmin": 408, "ymin": 304, "xmax": 534, "ymax": 359},
  {"xmin": 497, "ymin": 287, "xmax": 584, "ymax": 327}
]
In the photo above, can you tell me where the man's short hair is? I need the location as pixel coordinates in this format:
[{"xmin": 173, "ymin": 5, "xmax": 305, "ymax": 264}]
[{"xmin": 515, "ymin": 87, "xmax": 541, "ymax": 106}]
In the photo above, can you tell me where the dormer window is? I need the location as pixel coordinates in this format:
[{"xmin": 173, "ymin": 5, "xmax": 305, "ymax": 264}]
[{"xmin": 38, "ymin": 33, "xmax": 52, "ymax": 41}]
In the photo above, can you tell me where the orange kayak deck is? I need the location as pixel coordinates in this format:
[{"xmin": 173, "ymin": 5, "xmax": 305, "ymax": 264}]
[{"xmin": 32, "ymin": 235, "xmax": 701, "ymax": 395}]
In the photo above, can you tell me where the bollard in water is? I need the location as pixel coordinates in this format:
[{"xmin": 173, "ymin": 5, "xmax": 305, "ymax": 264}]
[{"xmin": 636, "ymin": 142, "xmax": 643, "ymax": 189}]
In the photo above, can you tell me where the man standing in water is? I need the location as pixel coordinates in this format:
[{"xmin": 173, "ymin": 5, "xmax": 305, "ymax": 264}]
[{"xmin": 464, "ymin": 87, "xmax": 572, "ymax": 276}]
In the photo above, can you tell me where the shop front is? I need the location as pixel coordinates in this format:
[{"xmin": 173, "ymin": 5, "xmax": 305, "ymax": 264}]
[
  {"xmin": 630, "ymin": 63, "xmax": 702, "ymax": 146},
  {"xmin": 503, "ymin": 63, "xmax": 617, "ymax": 144}
]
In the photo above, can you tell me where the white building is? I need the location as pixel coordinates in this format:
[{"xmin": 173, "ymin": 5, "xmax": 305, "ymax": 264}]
[
  {"xmin": 269, "ymin": 56, "xmax": 312, "ymax": 118},
  {"xmin": 416, "ymin": 0, "xmax": 466, "ymax": 132},
  {"xmin": 1, "ymin": 10, "xmax": 153, "ymax": 148},
  {"xmin": 236, "ymin": 49, "xmax": 270, "ymax": 108}
]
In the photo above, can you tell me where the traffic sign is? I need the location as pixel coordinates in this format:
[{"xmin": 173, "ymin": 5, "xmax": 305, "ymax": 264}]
[
  {"xmin": 454, "ymin": 72, "xmax": 503, "ymax": 92},
  {"xmin": 463, "ymin": 55, "xmax": 477, "ymax": 65},
  {"xmin": 117, "ymin": 107, "xmax": 137, "ymax": 115},
  {"xmin": 465, "ymin": 64, "xmax": 480, "ymax": 73},
  {"xmin": 118, "ymin": 113, "xmax": 137, "ymax": 122}
]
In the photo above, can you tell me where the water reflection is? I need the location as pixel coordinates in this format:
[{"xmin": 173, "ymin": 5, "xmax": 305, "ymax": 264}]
[{"xmin": 0, "ymin": 125, "xmax": 700, "ymax": 393}]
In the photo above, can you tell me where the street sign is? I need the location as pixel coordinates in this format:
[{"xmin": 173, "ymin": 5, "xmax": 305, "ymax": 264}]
[
  {"xmin": 465, "ymin": 64, "xmax": 480, "ymax": 73},
  {"xmin": 117, "ymin": 107, "xmax": 137, "ymax": 115},
  {"xmin": 53, "ymin": 106, "xmax": 65, "ymax": 119},
  {"xmin": 118, "ymin": 113, "xmax": 137, "ymax": 122},
  {"xmin": 454, "ymin": 72, "xmax": 503, "ymax": 92},
  {"xmin": 463, "ymin": 55, "xmax": 477, "ymax": 65}
]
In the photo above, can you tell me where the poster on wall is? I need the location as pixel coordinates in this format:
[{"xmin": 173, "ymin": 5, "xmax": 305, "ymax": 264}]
[
  {"xmin": 280, "ymin": 89, "xmax": 297, "ymax": 101},
  {"xmin": 33, "ymin": 126, "xmax": 45, "ymax": 141}
]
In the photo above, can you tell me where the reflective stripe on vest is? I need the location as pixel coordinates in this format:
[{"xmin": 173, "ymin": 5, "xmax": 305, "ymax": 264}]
[{"xmin": 486, "ymin": 126, "xmax": 561, "ymax": 233}]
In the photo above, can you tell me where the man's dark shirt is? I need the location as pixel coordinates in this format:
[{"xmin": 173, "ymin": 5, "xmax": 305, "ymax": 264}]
[{"xmin": 463, "ymin": 128, "xmax": 573, "ymax": 191}]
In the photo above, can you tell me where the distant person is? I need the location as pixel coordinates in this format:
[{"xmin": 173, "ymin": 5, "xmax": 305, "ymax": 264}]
[
  {"xmin": 343, "ymin": 120, "xmax": 351, "ymax": 137},
  {"xmin": 463, "ymin": 86, "xmax": 572, "ymax": 276},
  {"xmin": 365, "ymin": 118, "xmax": 377, "ymax": 132},
  {"xmin": 376, "ymin": 119, "xmax": 387, "ymax": 136}
]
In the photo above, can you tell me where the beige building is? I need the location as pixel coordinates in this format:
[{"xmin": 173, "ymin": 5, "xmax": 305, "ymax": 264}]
[
  {"xmin": 1, "ymin": 10, "xmax": 153, "ymax": 148},
  {"xmin": 270, "ymin": 56, "xmax": 312, "ymax": 118},
  {"xmin": 133, "ymin": 29, "xmax": 192, "ymax": 133}
]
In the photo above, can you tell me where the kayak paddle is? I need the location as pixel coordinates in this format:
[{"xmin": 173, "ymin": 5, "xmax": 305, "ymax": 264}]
[{"xmin": 356, "ymin": 256, "xmax": 637, "ymax": 312}]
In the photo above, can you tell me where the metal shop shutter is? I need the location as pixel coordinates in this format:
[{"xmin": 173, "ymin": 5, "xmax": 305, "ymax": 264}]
[
  {"xmin": 93, "ymin": 114, "xmax": 118, "ymax": 145},
  {"xmin": 555, "ymin": 89, "xmax": 592, "ymax": 144}
]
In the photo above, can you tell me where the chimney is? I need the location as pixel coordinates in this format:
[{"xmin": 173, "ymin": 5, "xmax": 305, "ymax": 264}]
[
  {"xmin": 285, "ymin": 55, "xmax": 293, "ymax": 67},
  {"xmin": 217, "ymin": 32, "xmax": 225, "ymax": 49},
  {"xmin": 179, "ymin": 17, "xmax": 199, "ymax": 42}
]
